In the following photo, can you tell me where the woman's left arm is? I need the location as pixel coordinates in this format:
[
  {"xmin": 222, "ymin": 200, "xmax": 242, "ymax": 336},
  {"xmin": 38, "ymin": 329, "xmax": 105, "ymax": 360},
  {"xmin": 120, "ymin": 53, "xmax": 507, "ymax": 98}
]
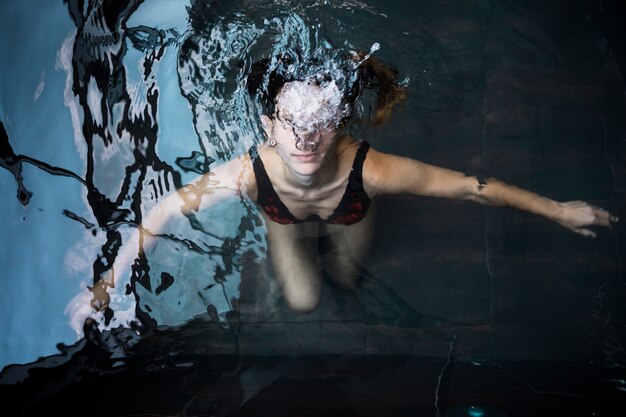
[{"xmin": 365, "ymin": 149, "xmax": 618, "ymax": 237}]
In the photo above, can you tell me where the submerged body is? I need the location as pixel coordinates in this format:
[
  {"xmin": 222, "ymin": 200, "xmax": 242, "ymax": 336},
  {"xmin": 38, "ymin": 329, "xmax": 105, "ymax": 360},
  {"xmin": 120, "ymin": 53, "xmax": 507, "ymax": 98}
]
[
  {"xmin": 92, "ymin": 56, "xmax": 618, "ymax": 316},
  {"xmin": 249, "ymin": 135, "xmax": 375, "ymax": 312}
]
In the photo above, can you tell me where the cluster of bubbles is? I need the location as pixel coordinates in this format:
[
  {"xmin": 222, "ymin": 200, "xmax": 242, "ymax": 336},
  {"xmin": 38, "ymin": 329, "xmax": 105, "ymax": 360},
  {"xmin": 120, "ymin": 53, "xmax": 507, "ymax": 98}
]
[
  {"xmin": 180, "ymin": 2, "xmax": 381, "ymax": 162},
  {"xmin": 276, "ymin": 77, "xmax": 349, "ymax": 129},
  {"xmin": 270, "ymin": 42, "xmax": 380, "ymax": 133}
]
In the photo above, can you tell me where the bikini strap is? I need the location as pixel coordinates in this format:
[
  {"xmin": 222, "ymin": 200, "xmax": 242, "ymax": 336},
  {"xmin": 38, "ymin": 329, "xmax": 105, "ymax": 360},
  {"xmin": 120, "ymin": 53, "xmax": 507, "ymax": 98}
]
[
  {"xmin": 347, "ymin": 141, "xmax": 370, "ymax": 191},
  {"xmin": 249, "ymin": 145, "xmax": 272, "ymax": 199},
  {"xmin": 249, "ymin": 145, "xmax": 300, "ymax": 224}
]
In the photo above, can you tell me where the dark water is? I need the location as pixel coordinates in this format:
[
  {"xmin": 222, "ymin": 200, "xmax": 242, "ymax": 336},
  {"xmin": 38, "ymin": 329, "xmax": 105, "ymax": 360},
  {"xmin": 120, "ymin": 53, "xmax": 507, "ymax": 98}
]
[
  {"xmin": 1, "ymin": 0, "xmax": 626, "ymax": 415},
  {"xmin": 1, "ymin": 319, "xmax": 625, "ymax": 417}
]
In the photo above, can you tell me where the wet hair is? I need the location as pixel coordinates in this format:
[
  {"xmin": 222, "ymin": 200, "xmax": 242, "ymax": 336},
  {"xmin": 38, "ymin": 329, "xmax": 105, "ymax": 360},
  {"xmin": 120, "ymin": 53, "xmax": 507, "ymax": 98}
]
[
  {"xmin": 356, "ymin": 52, "xmax": 407, "ymax": 127},
  {"xmin": 246, "ymin": 50, "xmax": 406, "ymax": 128}
]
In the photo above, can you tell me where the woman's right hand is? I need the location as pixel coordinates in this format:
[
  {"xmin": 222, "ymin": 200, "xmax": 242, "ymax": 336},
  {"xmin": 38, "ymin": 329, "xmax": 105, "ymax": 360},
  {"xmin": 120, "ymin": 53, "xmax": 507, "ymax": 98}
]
[
  {"xmin": 556, "ymin": 200, "xmax": 618, "ymax": 238},
  {"xmin": 89, "ymin": 274, "xmax": 112, "ymax": 312}
]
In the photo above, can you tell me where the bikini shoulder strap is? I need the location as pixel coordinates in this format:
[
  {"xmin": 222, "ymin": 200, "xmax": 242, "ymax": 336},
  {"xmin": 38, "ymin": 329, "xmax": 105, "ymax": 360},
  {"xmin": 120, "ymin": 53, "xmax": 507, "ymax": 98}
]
[{"xmin": 348, "ymin": 141, "xmax": 370, "ymax": 189}]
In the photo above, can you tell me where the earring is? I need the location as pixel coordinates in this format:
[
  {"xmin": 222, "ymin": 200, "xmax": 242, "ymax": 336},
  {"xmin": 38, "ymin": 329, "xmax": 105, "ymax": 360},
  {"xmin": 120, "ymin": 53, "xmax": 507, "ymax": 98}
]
[{"xmin": 268, "ymin": 138, "xmax": 277, "ymax": 147}]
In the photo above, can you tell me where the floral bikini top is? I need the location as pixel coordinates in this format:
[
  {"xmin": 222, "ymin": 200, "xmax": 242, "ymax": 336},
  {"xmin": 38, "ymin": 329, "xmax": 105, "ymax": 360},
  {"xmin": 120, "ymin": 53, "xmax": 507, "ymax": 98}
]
[{"xmin": 250, "ymin": 141, "xmax": 371, "ymax": 225}]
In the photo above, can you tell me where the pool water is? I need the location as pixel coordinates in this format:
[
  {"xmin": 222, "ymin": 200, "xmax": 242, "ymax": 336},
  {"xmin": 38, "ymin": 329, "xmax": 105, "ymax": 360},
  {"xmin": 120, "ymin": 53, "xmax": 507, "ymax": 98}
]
[{"xmin": 1, "ymin": 0, "xmax": 626, "ymax": 415}]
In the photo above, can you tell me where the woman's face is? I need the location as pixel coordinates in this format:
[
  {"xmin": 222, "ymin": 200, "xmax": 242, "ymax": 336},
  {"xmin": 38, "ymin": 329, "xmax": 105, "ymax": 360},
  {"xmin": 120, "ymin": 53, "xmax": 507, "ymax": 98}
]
[{"xmin": 263, "ymin": 80, "xmax": 347, "ymax": 177}]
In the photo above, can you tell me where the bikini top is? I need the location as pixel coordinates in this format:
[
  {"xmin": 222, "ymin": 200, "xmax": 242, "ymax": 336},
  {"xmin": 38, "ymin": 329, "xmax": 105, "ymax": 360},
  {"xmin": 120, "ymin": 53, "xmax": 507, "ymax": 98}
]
[{"xmin": 250, "ymin": 141, "xmax": 371, "ymax": 225}]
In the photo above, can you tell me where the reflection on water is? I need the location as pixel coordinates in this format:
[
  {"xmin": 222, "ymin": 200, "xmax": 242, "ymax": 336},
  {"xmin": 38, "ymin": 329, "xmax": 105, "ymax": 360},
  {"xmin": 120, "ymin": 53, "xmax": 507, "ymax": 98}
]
[
  {"xmin": 1, "ymin": 0, "xmax": 626, "ymax": 415},
  {"xmin": 1, "ymin": 0, "xmax": 417, "ymax": 343},
  {"xmin": 60, "ymin": 0, "xmax": 262, "ymax": 332}
]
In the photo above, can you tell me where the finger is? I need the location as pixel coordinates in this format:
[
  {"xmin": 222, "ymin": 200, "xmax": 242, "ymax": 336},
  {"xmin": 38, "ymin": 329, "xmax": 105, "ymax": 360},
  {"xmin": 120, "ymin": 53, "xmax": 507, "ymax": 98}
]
[
  {"xmin": 90, "ymin": 297, "xmax": 109, "ymax": 312},
  {"xmin": 575, "ymin": 228, "xmax": 596, "ymax": 238},
  {"xmin": 593, "ymin": 211, "xmax": 611, "ymax": 227},
  {"xmin": 595, "ymin": 209, "xmax": 619, "ymax": 227},
  {"xmin": 588, "ymin": 204, "xmax": 610, "ymax": 217}
]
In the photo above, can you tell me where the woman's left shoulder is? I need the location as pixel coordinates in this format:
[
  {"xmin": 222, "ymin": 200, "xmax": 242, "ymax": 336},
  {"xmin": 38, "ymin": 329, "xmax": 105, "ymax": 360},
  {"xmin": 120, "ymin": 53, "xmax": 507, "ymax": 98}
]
[
  {"xmin": 360, "ymin": 141, "xmax": 388, "ymax": 170},
  {"xmin": 359, "ymin": 141, "xmax": 422, "ymax": 196},
  {"xmin": 355, "ymin": 140, "xmax": 393, "ymax": 197}
]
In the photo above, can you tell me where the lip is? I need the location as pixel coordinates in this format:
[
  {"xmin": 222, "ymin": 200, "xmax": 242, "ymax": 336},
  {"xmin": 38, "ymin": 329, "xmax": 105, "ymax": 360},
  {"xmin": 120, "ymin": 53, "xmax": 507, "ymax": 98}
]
[{"xmin": 292, "ymin": 153, "xmax": 319, "ymax": 162}]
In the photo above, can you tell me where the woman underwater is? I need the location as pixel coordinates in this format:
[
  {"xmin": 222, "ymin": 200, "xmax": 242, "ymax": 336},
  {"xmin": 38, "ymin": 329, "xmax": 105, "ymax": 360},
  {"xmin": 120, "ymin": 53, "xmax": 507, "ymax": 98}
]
[{"xmin": 92, "ymin": 49, "xmax": 618, "ymax": 315}]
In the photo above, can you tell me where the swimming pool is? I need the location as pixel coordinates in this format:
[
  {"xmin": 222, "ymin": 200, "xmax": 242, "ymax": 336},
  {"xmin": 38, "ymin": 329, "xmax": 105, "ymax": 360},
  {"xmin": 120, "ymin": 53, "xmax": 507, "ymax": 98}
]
[{"xmin": 1, "ymin": 0, "xmax": 625, "ymax": 415}]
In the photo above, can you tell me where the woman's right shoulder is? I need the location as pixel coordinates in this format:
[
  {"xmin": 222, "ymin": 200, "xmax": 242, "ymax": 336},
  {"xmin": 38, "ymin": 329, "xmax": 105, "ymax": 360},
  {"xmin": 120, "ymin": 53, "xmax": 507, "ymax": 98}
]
[{"xmin": 191, "ymin": 150, "xmax": 258, "ymax": 201}]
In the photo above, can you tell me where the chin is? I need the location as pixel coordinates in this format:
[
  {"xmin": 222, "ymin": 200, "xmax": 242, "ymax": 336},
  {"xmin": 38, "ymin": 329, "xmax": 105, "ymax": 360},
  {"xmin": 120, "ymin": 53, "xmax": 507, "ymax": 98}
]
[{"xmin": 290, "ymin": 162, "xmax": 322, "ymax": 177}]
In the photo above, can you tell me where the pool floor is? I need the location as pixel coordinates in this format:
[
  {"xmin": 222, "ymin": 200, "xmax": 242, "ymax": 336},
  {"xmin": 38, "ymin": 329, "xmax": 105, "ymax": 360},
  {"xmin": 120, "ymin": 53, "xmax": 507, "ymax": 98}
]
[{"xmin": 1, "ymin": 324, "xmax": 624, "ymax": 417}]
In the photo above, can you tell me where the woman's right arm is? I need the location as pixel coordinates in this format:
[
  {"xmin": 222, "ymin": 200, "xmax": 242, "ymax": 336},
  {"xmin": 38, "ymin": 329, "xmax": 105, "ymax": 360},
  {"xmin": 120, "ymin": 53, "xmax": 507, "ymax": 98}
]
[{"xmin": 90, "ymin": 152, "xmax": 256, "ymax": 311}]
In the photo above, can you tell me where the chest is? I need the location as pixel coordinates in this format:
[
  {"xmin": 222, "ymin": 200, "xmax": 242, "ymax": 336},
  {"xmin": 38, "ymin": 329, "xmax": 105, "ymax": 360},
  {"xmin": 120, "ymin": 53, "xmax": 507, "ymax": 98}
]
[
  {"xmin": 271, "ymin": 178, "xmax": 350, "ymax": 220},
  {"xmin": 252, "ymin": 138, "xmax": 369, "ymax": 222}
]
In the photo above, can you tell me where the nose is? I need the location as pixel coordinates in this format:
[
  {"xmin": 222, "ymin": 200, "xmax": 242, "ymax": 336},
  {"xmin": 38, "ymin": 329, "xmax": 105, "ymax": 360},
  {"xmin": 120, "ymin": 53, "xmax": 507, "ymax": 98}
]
[{"xmin": 295, "ymin": 131, "xmax": 322, "ymax": 152}]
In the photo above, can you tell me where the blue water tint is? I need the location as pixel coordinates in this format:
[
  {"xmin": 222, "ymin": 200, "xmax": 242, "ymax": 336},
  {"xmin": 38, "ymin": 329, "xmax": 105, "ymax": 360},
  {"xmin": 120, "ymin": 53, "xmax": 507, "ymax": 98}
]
[
  {"xmin": 0, "ymin": 0, "xmax": 216, "ymax": 367},
  {"xmin": 0, "ymin": 1, "xmax": 86, "ymax": 368},
  {"xmin": 126, "ymin": 0, "xmax": 199, "ymax": 184}
]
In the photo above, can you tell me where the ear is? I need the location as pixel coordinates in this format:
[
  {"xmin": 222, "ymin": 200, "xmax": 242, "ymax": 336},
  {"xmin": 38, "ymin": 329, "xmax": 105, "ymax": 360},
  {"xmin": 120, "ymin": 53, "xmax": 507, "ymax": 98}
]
[{"xmin": 260, "ymin": 115, "xmax": 273, "ymax": 132}]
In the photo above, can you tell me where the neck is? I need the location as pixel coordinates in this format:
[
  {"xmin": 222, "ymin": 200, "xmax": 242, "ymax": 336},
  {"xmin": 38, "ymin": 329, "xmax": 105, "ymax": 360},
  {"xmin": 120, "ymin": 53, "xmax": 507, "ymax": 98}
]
[
  {"xmin": 285, "ymin": 167, "xmax": 330, "ymax": 188},
  {"xmin": 285, "ymin": 154, "xmax": 339, "ymax": 189}
]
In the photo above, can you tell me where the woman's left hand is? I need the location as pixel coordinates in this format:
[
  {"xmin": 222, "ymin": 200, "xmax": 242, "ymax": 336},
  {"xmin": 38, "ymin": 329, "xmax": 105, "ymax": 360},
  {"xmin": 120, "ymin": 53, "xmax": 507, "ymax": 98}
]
[{"xmin": 556, "ymin": 200, "xmax": 619, "ymax": 238}]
